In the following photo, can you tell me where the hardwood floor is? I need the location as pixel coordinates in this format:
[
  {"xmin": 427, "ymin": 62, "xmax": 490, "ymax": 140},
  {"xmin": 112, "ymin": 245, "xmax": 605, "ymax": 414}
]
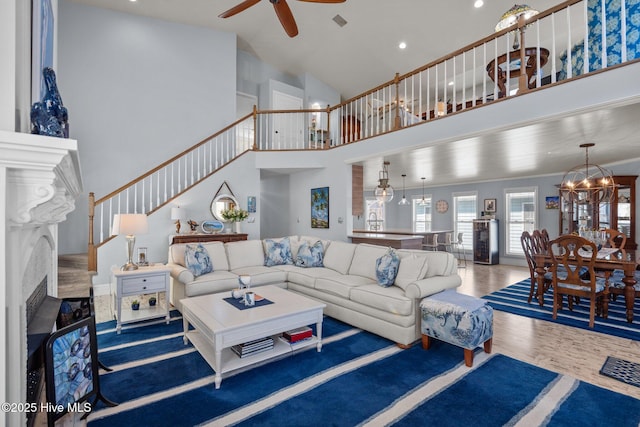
[{"xmin": 58, "ymin": 255, "xmax": 640, "ymax": 400}]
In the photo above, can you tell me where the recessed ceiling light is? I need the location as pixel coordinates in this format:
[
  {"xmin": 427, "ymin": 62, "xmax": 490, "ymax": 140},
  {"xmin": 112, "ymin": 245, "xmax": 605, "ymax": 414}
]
[
  {"xmin": 474, "ymin": 0, "xmax": 484, "ymax": 8},
  {"xmin": 448, "ymin": 81, "xmax": 454, "ymax": 86},
  {"xmin": 398, "ymin": 42, "xmax": 407, "ymax": 49}
]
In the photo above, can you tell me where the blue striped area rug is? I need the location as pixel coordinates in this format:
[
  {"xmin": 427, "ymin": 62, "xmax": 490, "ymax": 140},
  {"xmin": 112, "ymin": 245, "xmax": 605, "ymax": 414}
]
[
  {"xmin": 87, "ymin": 311, "xmax": 640, "ymax": 426},
  {"xmin": 483, "ymin": 278, "xmax": 640, "ymax": 341}
]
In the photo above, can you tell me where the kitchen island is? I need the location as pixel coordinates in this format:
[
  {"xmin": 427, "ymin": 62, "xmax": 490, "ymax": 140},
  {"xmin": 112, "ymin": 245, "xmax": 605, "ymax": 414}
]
[{"xmin": 349, "ymin": 232, "xmax": 425, "ymax": 250}]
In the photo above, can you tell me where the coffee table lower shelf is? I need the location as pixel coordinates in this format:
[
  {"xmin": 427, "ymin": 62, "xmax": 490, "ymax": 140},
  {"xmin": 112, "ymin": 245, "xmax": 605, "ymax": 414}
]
[{"xmin": 186, "ymin": 330, "xmax": 319, "ymax": 384}]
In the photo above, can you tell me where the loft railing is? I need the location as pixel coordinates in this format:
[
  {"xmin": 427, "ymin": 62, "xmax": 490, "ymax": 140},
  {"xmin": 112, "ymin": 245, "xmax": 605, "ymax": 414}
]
[{"xmin": 89, "ymin": 0, "xmax": 639, "ymax": 271}]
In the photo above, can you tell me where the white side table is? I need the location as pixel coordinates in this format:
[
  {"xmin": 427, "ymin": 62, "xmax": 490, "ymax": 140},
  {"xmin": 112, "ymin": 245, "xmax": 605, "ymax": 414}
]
[{"xmin": 111, "ymin": 264, "xmax": 171, "ymax": 333}]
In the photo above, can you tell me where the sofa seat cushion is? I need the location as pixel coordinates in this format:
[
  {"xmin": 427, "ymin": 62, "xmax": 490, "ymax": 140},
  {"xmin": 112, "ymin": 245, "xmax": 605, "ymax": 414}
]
[
  {"xmin": 284, "ymin": 266, "xmax": 342, "ymax": 289},
  {"xmin": 315, "ymin": 275, "xmax": 376, "ymax": 299},
  {"xmin": 230, "ymin": 266, "xmax": 287, "ymax": 285},
  {"xmin": 350, "ymin": 284, "xmax": 413, "ymax": 316},
  {"xmin": 184, "ymin": 271, "xmax": 239, "ymax": 297}
]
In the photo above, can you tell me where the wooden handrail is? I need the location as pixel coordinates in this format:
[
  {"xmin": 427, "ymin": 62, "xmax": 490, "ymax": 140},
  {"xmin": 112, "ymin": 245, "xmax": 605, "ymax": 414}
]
[
  {"xmin": 93, "ymin": 112, "xmax": 253, "ymax": 205},
  {"xmin": 90, "ymin": 0, "xmax": 634, "ymax": 272}
]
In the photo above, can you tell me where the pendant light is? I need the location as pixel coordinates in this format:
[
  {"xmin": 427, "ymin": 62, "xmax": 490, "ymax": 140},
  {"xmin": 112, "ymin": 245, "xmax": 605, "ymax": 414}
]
[
  {"xmin": 375, "ymin": 161, "xmax": 394, "ymax": 203},
  {"xmin": 560, "ymin": 143, "xmax": 615, "ymax": 205},
  {"xmin": 398, "ymin": 174, "xmax": 410, "ymax": 206},
  {"xmin": 419, "ymin": 177, "xmax": 428, "ymax": 205}
]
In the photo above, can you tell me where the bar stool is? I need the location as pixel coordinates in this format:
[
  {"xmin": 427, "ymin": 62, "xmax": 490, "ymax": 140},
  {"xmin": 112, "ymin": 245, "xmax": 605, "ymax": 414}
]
[{"xmin": 422, "ymin": 233, "xmax": 440, "ymax": 251}]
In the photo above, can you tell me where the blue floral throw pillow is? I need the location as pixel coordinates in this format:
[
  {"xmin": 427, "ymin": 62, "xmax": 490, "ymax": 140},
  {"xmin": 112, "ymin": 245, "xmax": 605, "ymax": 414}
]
[
  {"xmin": 375, "ymin": 248, "xmax": 400, "ymax": 287},
  {"xmin": 295, "ymin": 240, "xmax": 324, "ymax": 268},
  {"xmin": 264, "ymin": 237, "xmax": 294, "ymax": 267},
  {"xmin": 185, "ymin": 243, "xmax": 213, "ymax": 277}
]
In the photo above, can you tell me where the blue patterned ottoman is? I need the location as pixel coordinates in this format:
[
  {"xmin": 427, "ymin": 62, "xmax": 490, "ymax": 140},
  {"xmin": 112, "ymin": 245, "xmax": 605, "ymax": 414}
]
[{"xmin": 420, "ymin": 289, "xmax": 493, "ymax": 367}]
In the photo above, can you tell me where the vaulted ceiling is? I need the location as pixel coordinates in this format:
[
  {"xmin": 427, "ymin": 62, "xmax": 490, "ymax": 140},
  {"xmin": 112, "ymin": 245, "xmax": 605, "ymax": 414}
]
[{"xmin": 67, "ymin": 0, "xmax": 640, "ymax": 189}]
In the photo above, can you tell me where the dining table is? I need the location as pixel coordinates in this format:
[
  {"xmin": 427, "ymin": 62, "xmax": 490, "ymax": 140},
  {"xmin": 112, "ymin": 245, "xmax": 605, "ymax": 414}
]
[{"xmin": 534, "ymin": 248, "xmax": 639, "ymax": 323}]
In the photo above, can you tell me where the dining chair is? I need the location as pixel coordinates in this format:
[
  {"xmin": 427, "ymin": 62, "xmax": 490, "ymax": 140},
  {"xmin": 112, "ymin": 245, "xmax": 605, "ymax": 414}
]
[
  {"xmin": 422, "ymin": 233, "xmax": 440, "ymax": 251},
  {"xmin": 521, "ymin": 231, "xmax": 552, "ymax": 305},
  {"xmin": 605, "ymin": 263, "xmax": 640, "ymax": 302},
  {"xmin": 549, "ymin": 235, "xmax": 609, "ymax": 328},
  {"xmin": 602, "ymin": 228, "xmax": 627, "ymax": 249}
]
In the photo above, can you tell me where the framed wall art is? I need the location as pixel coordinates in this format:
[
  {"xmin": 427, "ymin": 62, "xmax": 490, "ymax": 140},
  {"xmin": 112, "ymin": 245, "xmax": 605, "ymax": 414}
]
[
  {"xmin": 247, "ymin": 196, "xmax": 256, "ymax": 213},
  {"xmin": 311, "ymin": 187, "xmax": 329, "ymax": 229},
  {"xmin": 484, "ymin": 198, "xmax": 496, "ymax": 213},
  {"xmin": 545, "ymin": 196, "xmax": 560, "ymax": 209}
]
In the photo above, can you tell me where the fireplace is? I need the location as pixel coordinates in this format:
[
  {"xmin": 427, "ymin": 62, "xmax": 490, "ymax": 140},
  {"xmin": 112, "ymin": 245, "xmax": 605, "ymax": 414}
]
[
  {"xmin": 26, "ymin": 277, "xmax": 62, "ymax": 426},
  {"xmin": 1, "ymin": 130, "xmax": 82, "ymax": 427}
]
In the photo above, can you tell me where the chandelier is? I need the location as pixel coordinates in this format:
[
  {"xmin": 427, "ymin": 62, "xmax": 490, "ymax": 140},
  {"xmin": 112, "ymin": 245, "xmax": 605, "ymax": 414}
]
[
  {"xmin": 398, "ymin": 174, "xmax": 410, "ymax": 206},
  {"xmin": 375, "ymin": 161, "xmax": 394, "ymax": 203},
  {"xmin": 495, "ymin": 4, "xmax": 539, "ymax": 49},
  {"xmin": 560, "ymin": 143, "xmax": 615, "ymax": 205}
]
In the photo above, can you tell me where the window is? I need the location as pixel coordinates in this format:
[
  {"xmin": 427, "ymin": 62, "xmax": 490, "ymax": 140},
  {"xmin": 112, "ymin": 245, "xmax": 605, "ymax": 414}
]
[
  {"xmin": 453, "ymin": 192, "xmax": 477, "ymax": 248},
  {"xmin": 365, "ymin": 198, "xmax": 385, "ymax": 231},
  {"xmin": 412, "ymin": 196, "xmax": 432, "ymax": 232},
  {"xmin": 505, "ymin": 188, "xmax": 537, "ymax": 255}
]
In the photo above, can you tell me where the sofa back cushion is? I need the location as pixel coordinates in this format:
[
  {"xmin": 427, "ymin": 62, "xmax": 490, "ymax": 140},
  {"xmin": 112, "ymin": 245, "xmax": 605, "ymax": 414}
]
[
  {"xmin": 226, "ymin": 240, "xmax": 265, "ymax": 270},
  {"xmin": 169, "ymin": 241, "xmax": 229, "ymax": 271},
  {"xmin": 322, "ymin": 241, "xmax": 356, "ymax": 274},
  {"xmin": 348, "ymin": 244, "xmax": 389, "ymax": 281},
  {"xmin": 394, "ymin": 252, "xmax": 429, "ymax": 290}
]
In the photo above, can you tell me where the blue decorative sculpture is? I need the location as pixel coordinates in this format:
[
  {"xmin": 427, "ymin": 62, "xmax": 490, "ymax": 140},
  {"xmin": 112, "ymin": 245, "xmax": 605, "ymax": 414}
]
[{"xmin": 30, "ymin": 67, "xmax": 69, "ymax": 138}]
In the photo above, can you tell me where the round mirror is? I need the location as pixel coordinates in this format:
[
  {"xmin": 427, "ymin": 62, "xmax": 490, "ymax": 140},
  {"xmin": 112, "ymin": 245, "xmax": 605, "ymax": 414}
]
[{"xmin": 210, "ymin": 194, "xmax": 239, "ymax": 222}]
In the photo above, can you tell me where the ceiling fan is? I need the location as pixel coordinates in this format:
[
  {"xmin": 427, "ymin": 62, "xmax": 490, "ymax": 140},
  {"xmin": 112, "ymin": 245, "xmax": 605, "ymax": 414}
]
[{"xmin": 219, "ymin": 0, "xmax": 346, "ymax": 38}]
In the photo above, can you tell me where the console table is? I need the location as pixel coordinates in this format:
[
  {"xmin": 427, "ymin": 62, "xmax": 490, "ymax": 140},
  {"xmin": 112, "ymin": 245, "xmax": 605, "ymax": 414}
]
[{"xmin": 171, "ymin": 233, "xmax": 248, "ymax": 245}]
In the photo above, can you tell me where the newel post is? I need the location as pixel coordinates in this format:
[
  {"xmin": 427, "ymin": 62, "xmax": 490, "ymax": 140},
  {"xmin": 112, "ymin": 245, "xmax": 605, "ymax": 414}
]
[
  {"xmin": 88, "ymin": 192, "xmax": 96, "ymax": 272},
  {"xmin": 252, "ymin": 105, "xmax": 258, "ymax": 150},
  {"xmin": 517, "ymin": 14, "xmax": 528, "ymax": 94}
]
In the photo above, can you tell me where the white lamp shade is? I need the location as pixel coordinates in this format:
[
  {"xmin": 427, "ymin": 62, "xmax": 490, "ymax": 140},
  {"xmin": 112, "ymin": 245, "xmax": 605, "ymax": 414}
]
[
  {"xmin": 112, "ymin": 214, "xmax": 149, "ymax": 236},
  {"xmin": 171, "ymin": 207, "xmax": 187, "ymax": 221}
]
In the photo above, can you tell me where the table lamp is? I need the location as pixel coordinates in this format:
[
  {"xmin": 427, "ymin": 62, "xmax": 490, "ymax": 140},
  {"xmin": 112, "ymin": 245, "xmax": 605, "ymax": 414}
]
[
  {"xmin": 171, "ymin": 206, "xmax": 187, "ymax": 234},
  {"xmin": 112, "ymin": 213, "xmax": 149, "ymax": 271}
]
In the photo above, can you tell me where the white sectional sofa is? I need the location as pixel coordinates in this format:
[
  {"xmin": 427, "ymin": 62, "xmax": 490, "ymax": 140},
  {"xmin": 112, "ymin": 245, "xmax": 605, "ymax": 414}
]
[{"xmin": 166, "ymin": 236, "xmax": 461, "ymax": 347}]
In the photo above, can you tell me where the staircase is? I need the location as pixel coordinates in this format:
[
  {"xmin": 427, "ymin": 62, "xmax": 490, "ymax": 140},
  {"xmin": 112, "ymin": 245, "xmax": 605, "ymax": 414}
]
[{"xmin": 58, "ymin": 254, "xmax": 92, "ymax": 298}]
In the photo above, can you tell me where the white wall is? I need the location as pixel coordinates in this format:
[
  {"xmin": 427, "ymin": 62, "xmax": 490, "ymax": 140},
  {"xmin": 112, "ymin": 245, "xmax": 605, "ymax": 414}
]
[
  {"xmin": 56, "ymin": 0, "xmax": 237, "ymax": 254},
  {"xmin": 94, "ymin": 152, "xmax": 261, "ymax": 285}
]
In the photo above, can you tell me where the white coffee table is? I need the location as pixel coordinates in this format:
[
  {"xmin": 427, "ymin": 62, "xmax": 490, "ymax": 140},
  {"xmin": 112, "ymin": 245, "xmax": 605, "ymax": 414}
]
[{"xmin": 181, "ymin": 285, "xmax": 326, "ymax": 389}]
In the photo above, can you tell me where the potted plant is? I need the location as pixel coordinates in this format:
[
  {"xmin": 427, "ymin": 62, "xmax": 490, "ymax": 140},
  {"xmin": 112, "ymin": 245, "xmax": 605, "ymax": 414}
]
[
  {"xmin": 149, "ymin": 296, "xmax": 157, "ymax": 307},
  {"xmin": 131, "ymin": 299, "xmax": 140, "ymax": 310},
  {"xmin": 220, "ymin": 208, "xmax": 249, "ymax": 233}
]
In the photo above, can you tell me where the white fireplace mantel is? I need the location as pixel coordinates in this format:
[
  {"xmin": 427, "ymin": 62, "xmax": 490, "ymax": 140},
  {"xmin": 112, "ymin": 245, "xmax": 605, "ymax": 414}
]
[
  {"xmin": 0, "ymin": 130, "xmax": 82, "ymax": 226},
  {"xmin": 1, "ymin": 129, "xmax": 82, "ymax": 427}
]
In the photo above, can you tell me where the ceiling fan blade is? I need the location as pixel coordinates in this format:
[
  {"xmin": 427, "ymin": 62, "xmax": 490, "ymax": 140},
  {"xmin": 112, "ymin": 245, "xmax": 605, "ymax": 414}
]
[
  {"xmin": 218, "ymin": 0, "xmax": 261, "ymax": 18},
  {"xmin": 273, "ymin": 0, "xmax": 299, "ymax": 37}
]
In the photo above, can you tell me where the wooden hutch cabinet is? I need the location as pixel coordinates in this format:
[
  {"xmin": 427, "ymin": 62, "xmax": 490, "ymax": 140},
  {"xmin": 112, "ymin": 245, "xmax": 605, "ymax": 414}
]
[{"xmin": 559, "ymin": 175, "xmax": 637, "ymax": 249}]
